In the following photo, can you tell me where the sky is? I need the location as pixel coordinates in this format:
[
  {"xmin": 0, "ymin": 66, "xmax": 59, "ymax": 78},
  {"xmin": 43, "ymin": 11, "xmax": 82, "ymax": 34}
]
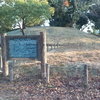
[{"xmin": 42, "ymin": 20, "xmax": 50, "ymax": 26}]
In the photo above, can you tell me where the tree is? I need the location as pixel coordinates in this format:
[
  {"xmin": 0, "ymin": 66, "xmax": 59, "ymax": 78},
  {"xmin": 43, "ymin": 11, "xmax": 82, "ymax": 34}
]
[
  {"xmin": 0, "ymin": 4, "xmax": 15, "ymax": 33},
  {"xmin": 48, "ymin": 0, "xmax": 94, "ymax": 28},
  {"xmin": 76, "ymin": 2, "xmax": 100, "ymax": 29},
  {"xmin": 88, "ymin": 4, "xmax": 100, "ymax": 29},
  {"xmin": 0, "ymin": 0, "xmax": 54, "ymax": 35},
  {"xmin": 72, "ymin": 0, "xmax": 93, "ymax": 27},
  {"xmin": 48, "ymin": 0, "xmax": 74, "ymax": 27}
]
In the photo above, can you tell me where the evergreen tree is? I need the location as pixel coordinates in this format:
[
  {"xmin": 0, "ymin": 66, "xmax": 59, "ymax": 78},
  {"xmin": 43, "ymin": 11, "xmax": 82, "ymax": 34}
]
[
  {"xmin": 48, "ymin": 0, "xmax": 93, "ymax": 27},
  {"xmin": 88, "ymin": 4, "xmax": 100, "ymax": 29},
  {"xmin": 48, "ymin": 0, "xmax": 74, "ymax": 27}
]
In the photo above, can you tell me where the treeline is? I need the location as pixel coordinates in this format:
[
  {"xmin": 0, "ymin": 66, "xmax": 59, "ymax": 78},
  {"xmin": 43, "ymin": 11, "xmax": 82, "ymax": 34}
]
[
  {"xmin": 0, "ymin": 0, "xmax": 100, "ymax": 34},
  {"xmin": 0, "ymin": 0, "xmax": 54, "ymax": 35},
  {"xmin": 48, "ymin": 0, "xmax": 100, "ymax": 29}
]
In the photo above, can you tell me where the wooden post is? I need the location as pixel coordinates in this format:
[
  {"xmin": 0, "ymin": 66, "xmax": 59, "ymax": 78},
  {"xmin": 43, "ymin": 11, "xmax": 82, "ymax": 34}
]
[
  {"xmin": 1, "ymin": 33, "xmax": 9, "ymax": 76},
  {"xmin": 9, "ymin": 61, "xmax": 13, "ymax": 81},
  {"xmin": 54, "ymin": 44, "xmax": 56, "ymax": 49},
  {"xmin": 40, "ymin": 32, "xmax": 47, "ymax": 78},
  {"xmin": 0, "ymin": 55, "xmax": 2, "ymax": 69},
  {"xmin": 46, "ymin": 63, "xmax": 50, "ymax": 83},
  {"xmin": 57, "ymin": 43, "xmax": 58, "ymax": 48},
  {"xmin": 51, "ymin": 44, "xmax": 53, "ymax": 50},
  {"xmin": 47, "ymin": 44, "xmax": 49, "ymax": 51},
  {"xmin": 84, "ymin": 64, "xmax": 89, "ymax": 87}
]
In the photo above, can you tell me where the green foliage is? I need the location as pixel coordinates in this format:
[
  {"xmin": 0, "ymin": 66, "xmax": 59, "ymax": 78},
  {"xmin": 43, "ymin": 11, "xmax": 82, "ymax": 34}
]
[
  {"xmin": 48, "ymin": 0, "xmax": 94, "ymax": 27},
  {"xmin": 0, "ymin": 0, "xmax": 54, "ymax": 34},
  {"xmin": 89, "ymin": 4, "xmax": 100, "ymax": 29},
  {"xmin": 48, "ymin": 0, "xmax": 73, "ymax": 27},
  {"xmin": 0, "ymin": 5, "xmax": 14, "ymax": 33}
]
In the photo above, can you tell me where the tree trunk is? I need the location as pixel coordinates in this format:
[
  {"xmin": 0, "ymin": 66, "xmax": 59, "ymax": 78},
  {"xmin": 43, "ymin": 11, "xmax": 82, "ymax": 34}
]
[
  {"xmin": 21, "ymin": 29, "xmax": 25, "ymax": 35},
  {"xmin": 74, "ymin": 0, "xmax": 78, "ymax": 11},
  {"xmin": 21, "ymin": 18, "xmax": 25, "ymax": 35}
]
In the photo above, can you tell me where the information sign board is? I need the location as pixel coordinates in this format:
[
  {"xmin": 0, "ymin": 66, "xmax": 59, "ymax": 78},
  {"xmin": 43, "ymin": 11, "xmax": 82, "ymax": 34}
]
[{"xmin": 6, "ymin": 35, "xmax": 41, "ymax": 60}]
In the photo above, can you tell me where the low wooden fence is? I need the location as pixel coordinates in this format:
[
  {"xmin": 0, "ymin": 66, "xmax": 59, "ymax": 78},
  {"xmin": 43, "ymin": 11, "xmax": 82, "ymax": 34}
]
[
  {"xmin": 46, "ymin": 43, "xmax": 85, "ymax": 51},
  {"xmin": 46, "ymin": 42, "xmax": 100, "ymax": 51},
  {"xmin": 46, "ymin": 44, "xmax": 59, "ymax": 51}
]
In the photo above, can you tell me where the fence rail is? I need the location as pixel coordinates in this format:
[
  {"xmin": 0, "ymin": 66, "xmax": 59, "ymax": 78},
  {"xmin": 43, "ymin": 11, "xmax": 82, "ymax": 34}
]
[
  {"xmin": 46, "ymin": 43, "xmax": 71, "ymax": 51},
  {"xmin": 46, "ymin": 42, "xmax": 100, "ymax": 51}
]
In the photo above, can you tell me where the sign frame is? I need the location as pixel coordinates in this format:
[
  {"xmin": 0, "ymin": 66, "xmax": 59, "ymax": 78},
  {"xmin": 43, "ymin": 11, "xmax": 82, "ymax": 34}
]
[{"xmin": 5, "ymin": 35, "xmax": 41, "ymax": 61}]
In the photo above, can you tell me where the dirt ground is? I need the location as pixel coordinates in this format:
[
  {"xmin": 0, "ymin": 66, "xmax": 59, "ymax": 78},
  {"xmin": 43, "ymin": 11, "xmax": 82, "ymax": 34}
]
[
  {"xmin": 0, "ymin": 27, "xmax": 100, "ymax": 100},
  {"xmin": 0, "ymin": 43, "xmax": 100, "ymax": 100},
  {"xmin": 47, "ymin": 43, "xmax": 100, "ymax": 65}
]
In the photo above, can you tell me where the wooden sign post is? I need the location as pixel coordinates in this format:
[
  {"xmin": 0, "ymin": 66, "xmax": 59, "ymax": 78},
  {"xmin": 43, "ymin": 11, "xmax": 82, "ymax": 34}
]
[
  {"xmin": 1, "ymin": 32, "xmax": 47, "ymax": 79},
  {"xmin": 40, "ymin": 32, "xmax": 47, "ymax": 78},
  {"xmin": 1, "ymin": 33, "xmax": 9, "ymax": 76}
]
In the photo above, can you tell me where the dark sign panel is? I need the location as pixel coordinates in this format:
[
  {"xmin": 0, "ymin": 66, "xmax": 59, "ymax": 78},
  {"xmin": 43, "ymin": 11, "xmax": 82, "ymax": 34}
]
[
  {"xmin": 9, "ymin": 38, "xmax": 38, "ymax": 58},
  {"xmin": 6, "ymin": 35, "xmax": 41, "ymax": 60}
]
